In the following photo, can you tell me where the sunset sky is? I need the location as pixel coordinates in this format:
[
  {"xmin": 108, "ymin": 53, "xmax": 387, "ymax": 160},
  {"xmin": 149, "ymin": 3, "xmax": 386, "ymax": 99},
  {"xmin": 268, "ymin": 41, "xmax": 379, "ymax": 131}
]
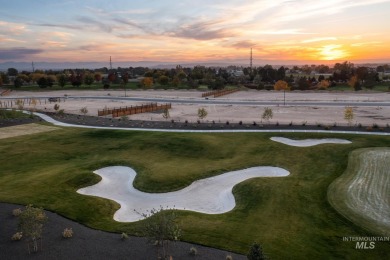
[{"xmin": 1, "ymin": 0, "xmax": 390, "ymax": 65}]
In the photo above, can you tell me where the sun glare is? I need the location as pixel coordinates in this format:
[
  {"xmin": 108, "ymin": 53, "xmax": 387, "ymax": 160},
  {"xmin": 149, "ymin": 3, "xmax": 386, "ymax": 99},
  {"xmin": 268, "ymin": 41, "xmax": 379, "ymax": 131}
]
[{"xmin": 320, "ymin": 45, "xmax": 347, "ymax": 60}]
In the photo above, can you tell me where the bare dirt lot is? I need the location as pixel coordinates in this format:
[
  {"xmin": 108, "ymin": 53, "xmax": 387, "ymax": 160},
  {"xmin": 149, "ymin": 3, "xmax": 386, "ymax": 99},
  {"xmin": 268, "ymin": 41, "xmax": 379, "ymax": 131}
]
[
  {"xmin": 0, "ymin": 123, "xmax": 59, "ymax": 139},
  {"xmin": 4, "ymin": 89, "xmax": 390, "ymax": 127}
]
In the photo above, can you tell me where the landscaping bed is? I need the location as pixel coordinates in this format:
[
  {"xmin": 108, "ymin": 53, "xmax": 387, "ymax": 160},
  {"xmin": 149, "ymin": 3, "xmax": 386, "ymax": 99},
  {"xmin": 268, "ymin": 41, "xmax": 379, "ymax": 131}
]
[{"xmin": 46, "ymin": 112, "xmax": 390, "ymax": 133}]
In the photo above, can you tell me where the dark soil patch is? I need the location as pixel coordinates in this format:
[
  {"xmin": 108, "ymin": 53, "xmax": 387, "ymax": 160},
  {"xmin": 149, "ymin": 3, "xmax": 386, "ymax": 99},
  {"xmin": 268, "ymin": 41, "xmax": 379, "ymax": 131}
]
[
  {"xmin": 0, "ymin": 203, "xmax": 245, "ymax": 260},
  {"xmin": 47, "ymin": 112, "xmax": 390, "ymax": 133}
]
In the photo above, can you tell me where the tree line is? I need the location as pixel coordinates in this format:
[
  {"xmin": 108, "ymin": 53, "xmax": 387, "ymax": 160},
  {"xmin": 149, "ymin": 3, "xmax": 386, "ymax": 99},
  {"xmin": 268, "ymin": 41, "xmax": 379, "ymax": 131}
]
[{"xmin": 1, "ymin": 61, "xmax": 389, "ymax": 91}]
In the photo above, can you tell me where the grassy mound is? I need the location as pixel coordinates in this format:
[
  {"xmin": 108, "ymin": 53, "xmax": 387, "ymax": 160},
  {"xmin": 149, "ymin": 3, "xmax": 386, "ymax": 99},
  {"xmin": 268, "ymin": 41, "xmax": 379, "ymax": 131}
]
[
  {"xmin": 328, "ymin": 148, "xmax": 390, "ymax": 236},
  {"xmin": 1, "ymin": 127, "xmax": 389, "ymax": 258}
]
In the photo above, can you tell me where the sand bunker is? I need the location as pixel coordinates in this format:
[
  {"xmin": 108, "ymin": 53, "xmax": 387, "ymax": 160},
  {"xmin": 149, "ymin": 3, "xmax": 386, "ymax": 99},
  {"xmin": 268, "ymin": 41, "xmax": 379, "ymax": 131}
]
[
  {"xmin": 77, "ymin": 166, "xmax": 289, "ymax": 222},
  {"xmin": 0, "ymin": 123, "xmax": 59, "ymax": 139},
  {"xmin": 328, "ymin": 148, "xmax": 390, "ymax": 236},
  {"xmin": 270, "ymin": 137, "xmax": 351, "ymax": 147}
]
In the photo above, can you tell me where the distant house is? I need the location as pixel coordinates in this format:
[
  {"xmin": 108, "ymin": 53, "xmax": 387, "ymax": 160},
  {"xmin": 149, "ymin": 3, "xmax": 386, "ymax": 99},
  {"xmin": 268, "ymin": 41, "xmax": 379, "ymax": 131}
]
[{"xmin": 228, "ymin": 69, "xmax": 244, "ymax": 77}]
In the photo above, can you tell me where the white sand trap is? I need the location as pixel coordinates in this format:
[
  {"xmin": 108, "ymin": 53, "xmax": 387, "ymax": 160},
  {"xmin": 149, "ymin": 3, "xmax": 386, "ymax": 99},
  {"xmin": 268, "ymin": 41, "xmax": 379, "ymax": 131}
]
[
  {"xmin": 270, "ymin": 137, "xmax": 351, "ymax": 147},
  {"xmin": 77, "ymin": 166, "xmax": 289, "ymax": 222}
]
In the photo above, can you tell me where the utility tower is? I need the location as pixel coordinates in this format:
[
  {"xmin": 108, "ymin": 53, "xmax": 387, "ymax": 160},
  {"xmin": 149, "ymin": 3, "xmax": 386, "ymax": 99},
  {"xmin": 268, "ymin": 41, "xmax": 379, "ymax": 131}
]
[
  {"xmin": 31, "ymin": 61, "xmax": 35, "ymax": 72},
  {"xmin": 110, "ymin": 56, "xmax": 113, "ymax": 70},
  {"xmin": 250, "ymin": 48, "xmax": 253, "ymax": 70}
]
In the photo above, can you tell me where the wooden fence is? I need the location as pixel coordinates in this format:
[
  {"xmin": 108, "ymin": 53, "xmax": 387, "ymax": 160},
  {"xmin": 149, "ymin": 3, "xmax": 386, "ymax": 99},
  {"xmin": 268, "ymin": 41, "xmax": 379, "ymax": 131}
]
[
  {"xmin": 98, "ymin": 103, "xmax": 172, "ymax": 118},
  {"xmin": 201, "ymin": 88, "xmax": 239, "ymax": 98}
]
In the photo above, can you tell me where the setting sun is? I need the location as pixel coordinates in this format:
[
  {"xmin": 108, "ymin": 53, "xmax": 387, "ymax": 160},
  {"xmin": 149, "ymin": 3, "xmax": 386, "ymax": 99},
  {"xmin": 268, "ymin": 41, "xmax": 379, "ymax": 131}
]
[{"xmin": 320, "ymin": 45, "xmax": 348, "ymax": 61}]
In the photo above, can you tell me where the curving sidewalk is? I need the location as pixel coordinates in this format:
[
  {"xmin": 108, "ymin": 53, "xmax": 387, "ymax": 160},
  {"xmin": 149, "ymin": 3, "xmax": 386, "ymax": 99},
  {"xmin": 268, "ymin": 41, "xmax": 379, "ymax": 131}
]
[{"xmin": 29, "ymin": 111, "xmax": 390, "ymax": 136}]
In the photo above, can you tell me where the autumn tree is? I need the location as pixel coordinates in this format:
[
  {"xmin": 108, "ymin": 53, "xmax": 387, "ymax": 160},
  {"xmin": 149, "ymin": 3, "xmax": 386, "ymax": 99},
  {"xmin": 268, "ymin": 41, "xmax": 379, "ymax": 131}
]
[
  {"xmin": 348, "ymin": 75, "xmax": 361, "ymax": 91},
  {"xmin": 108, "ymin": 73, "xmax": 116, "ymax": 83},
  {"xmin": 69, "ymin": 74, "xmax": 83, "ymax": 87},
  {"xmin": 122, "ymin": 72, "xmax": 129, "ymax": 85},
  {"xmin": 31, "ymin": 73, "xmax": 45, "ymax": 83},
  {"xmin": 140, "ymin": 77, "xmax": 153, "ymax": 88},
  {"xmin": 274, "ymin": 80, "xmax": 289, "ymax": 105},
  {"xmin": 317, "ymin": 79, "xmax": 330, "ymax": 90},
  {"xmin": 94, "ymin": 73, "xmax": 102, "ymax": 82},
  {"xmin": 274, "ymin": 80, "xmax": 288, "ymax": 91},
  {"xmin": 18, "ymin": 73, "xmax": 30, "ymax": 83}
]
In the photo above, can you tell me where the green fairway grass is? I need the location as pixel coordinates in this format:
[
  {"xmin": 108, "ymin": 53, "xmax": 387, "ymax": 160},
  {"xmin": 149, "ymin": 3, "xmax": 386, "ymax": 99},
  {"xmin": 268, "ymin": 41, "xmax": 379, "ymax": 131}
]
[{"xmin": 0, "ymin": 127, "xmax": 389, "ymax": 258}]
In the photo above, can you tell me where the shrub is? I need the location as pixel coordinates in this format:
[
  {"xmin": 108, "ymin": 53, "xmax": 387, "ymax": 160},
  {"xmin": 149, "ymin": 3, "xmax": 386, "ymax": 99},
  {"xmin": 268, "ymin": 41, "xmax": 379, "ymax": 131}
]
[
  {"xmin": 301, "ymin": 121, "xmax": 307, "ymax": 126},
  {"xmin": 121, "ymin": 232, "xmax": 129, "ymax": 240},
  {"xmin": 226, "ymin": 121, "xmax": 230, "ymax": 125},
  {"xmin": 247, "ymin": 242, "xmax": 266, "ymax": 260},
  {"xmin": 226, "ymin": 255, "xmax": 233, "ymax": 260},
  {"xmin": 372, "ymin": 123, "xmax": 379, "ymax": 129},
  {"xmin": 189, "ymin": 246, "xmax": 197, "ymax": 256},
  {"xmin": 80, "ymin": 107, "xmax": 88, "ymax": 116},
  {"xmin": 344, "ymin": 106, "xmax": 354, "ymax": 125},
  {"xmin": 239, "ymin": 121, "xmax": 242, "ymax": 125},
  {"xmin": 18, "ymin": 205, "xmax": 48, "ymax": 253},
  {"xmin": 366, "ymin": 126, "xmax": 373, "ymax": 131},
  {"xmin": 58, "ymin": 109, "xmax": 65, "ymax": 116},
  {"xmin": 358, "ymin": 123, "xmax": 362, "ymax": 128},
  {"xmin": 54, "ymin": 104, "xmax": 60, "ymax": 111},
  {"xmin": 62, "ymin": 228, "xmax": 73, "ymax": 238},
  {"xmin": 198, "ymin": 108, "xmax": 208, "ymax": 120},
  {"xmin": 12, "ymin": 208, "xmax": 22, "ymax": 217},
  {"xmin": 289, "ymin": 121, "xmax": 293, "ymax": 126},
  {"xmin": 11, "ymin": 232, "xmax": 23, "ymax": 241}
]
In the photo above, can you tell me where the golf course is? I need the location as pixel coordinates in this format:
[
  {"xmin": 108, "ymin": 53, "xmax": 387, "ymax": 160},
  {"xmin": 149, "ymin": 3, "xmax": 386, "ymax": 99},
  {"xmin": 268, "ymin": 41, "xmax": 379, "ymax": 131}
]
[{"xmin": 1, "ymin": 117, "xmax": 389, "ymax": 259}]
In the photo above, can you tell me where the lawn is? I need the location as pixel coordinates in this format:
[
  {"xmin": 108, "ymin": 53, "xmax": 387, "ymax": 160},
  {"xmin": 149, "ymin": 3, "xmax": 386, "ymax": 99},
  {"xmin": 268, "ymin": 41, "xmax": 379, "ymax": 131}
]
[{"xmin": 0, "ymin": 126, "xmax": 389, "ymax": 259}]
